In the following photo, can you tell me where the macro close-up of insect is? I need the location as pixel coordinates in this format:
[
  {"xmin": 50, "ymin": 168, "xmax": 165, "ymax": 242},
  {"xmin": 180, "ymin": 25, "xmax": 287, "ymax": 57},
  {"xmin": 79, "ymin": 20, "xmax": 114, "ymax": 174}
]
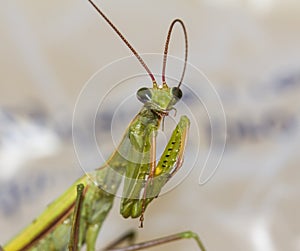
[
  {"xmin": 2, "ymin": 1, "xmax": 299, "ymax": 251},
  {"xmin": 1, "ymin": 1, "xmax": 206, "ymax": 250}
]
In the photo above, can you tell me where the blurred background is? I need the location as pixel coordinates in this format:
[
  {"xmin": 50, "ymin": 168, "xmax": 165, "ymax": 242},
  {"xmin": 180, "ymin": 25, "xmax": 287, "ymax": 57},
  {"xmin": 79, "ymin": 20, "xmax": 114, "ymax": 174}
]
[{"xmin": 0, "ymin": 0, "xmax": 300, "ymax": 250}]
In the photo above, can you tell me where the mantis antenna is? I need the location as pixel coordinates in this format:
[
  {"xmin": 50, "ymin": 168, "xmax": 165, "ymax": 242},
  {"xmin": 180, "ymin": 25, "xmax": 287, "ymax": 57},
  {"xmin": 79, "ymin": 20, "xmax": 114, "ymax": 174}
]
[
  {"xmin": 162, "ymin": 19, "xmax": 188, "ymax": 88},
  {"xmin": 88, "ymin": 0, "xmax": 188, "ymax": 89},
  {"xmin": 87, "ymin": 0, "xmax": 157, "ymax": 86}
]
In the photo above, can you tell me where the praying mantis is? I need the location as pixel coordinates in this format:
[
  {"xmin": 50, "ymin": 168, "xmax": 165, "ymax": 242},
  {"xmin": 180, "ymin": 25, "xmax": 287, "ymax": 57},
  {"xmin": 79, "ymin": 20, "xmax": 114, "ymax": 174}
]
[{"xmin": 1, "ymin": 1, "xmax": 206, "ymax": 250}]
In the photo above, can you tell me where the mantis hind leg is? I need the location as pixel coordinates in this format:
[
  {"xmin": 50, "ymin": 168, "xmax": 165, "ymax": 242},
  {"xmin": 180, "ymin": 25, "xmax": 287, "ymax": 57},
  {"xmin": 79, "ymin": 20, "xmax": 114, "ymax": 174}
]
[
  {"xmin": 69, "ymin": 184, "xmax": 85, "ymax": 251},
  {"xmin": 103, "ymin": 231, "xmax": 206, "ymax": 251},
  {"xmin": 103, "ymin": 230, "xmax": 136, "ymax": 250}
]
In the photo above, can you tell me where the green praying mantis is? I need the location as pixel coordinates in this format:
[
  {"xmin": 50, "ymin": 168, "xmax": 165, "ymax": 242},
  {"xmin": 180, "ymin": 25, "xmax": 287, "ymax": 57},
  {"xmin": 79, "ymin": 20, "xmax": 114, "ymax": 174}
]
[{"xmin": 1, "ymin": 1, "xmax": 206, "ymax": 250}]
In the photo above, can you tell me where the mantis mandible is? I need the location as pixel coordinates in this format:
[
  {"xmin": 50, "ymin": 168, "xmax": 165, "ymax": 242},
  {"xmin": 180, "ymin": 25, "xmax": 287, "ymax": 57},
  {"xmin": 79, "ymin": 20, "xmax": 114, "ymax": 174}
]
[{"xmin": 1, "ymin": 1, "xmax": 206, "ymax": 250}]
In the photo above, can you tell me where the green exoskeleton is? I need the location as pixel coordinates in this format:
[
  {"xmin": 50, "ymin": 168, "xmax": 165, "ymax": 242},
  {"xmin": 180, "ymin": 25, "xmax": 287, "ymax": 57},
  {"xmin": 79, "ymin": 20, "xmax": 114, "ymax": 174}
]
[{"xmin": 2, "ymin": 1, "xmax": 206, "ymax": 250}]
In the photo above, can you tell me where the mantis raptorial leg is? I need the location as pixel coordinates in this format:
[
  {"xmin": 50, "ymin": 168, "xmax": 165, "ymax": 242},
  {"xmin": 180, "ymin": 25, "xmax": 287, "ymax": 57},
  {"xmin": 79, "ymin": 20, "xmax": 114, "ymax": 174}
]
[{"xmin": 2, "ymin": 1, "xmax": 207, "ymax": 250}]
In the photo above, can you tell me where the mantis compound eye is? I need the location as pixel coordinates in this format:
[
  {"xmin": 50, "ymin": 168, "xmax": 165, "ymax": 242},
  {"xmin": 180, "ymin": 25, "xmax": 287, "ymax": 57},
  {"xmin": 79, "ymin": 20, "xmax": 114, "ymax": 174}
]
[
  {"xmin": 167, "ymin": 87, "xmax": 183, "ymax": 108},
  {"xmin": 137, "ymin": 87, "xmax": 152, "ymax": 103},
  {"xmin": 171, "ymin": 87, "xmax": 183, "ymax": 100}
]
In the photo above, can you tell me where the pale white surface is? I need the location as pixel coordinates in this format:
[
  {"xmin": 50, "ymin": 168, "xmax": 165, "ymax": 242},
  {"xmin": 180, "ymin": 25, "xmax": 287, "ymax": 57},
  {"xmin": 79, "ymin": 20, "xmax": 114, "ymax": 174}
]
[{"xmin": 0, "ymin": 0, "xmax": 300, "ymax": 250}]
